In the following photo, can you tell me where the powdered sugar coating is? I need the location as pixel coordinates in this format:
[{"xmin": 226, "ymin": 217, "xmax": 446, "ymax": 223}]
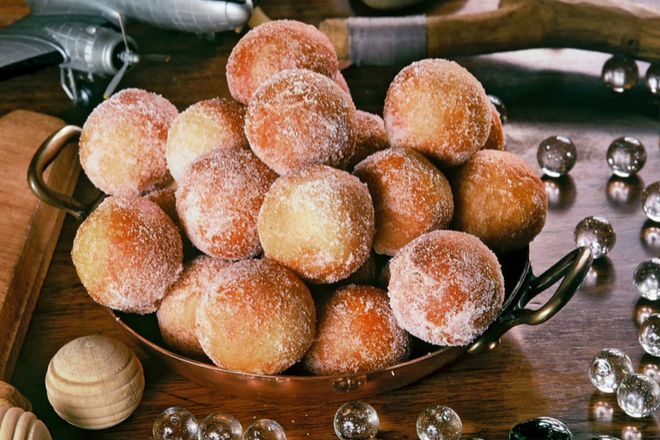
[
  {"xmin": 304, "ymin": 284, "xmax": 411, "ymax": 375},
  {"xmin": 388, "ymin": 230, "xmax": 504, "ymax": 346},
  {"xmin": 245, "ymin": 69, "xmax": 355, "ymax": 175},
  {"xmin": 482, "ymin": 104, "xmax": 505, "ymax": 151},
  {"xmin": 227, "ymin": 19, "xmax": 338, "ymax": 104},
  {"xmin": 71, "ymin": 196, "xmax": 183, "ymax": 314},
  {"xmin": 354, "ymin": 148, "xmax": 453, "ymax": 256},
  {"xmin": 451, "ymin": 150, "xmax": 547, "ymax": 252},
  {"xmin": 166, "ymin": 98, "xmax": 247, "ymax": 181},
  {"xmin": 176, "ymin": 148, "xmax": 277, "ymax": 260},
  {"xmin": 80, "ymin": 88, "xmax": 178, "ymax": 196},
  {"xmin": 195, "ymin": 259, "xmax": 315, "ymax": 374},
  {"xmin": 157, "ymin": 255, "xmax": 230, "ymax": 359},
  {"xmin": 384, "ymin": 59, "xmax": 491, "ymax": 167},
  {"xmin": 258, "ymin": 165, "xmax": 375, "ymax": 284},
  {"xmin": 348, "ymin": 110, "xmax": 389, "ymax": 168}
]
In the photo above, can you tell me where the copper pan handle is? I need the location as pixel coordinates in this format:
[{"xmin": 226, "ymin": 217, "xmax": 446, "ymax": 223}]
[
  {"xmin": 467, "ymin": 246, "xmax": 593, "ymax": 354},
  {"xmin": 27, "ymin": 125, "xmax": 93, "ymax": 222}
]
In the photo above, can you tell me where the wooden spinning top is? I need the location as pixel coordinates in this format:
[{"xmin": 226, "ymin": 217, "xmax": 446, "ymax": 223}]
[
  {"xmin": 0, "ymin": 406, "xmax": 51, "ymax": 440},
  {"xmin": 45, "ymin": 335, "xmax": 145, "ymax": 430}
]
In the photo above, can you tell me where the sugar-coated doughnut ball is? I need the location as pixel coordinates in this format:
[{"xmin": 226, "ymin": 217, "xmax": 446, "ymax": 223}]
[
  {"xmin": 384, "ymin": 59, "xmax": 491, "ymax": 167},
  {"xmin": 388, "ymin": 230, "xmax": 505, "ymax": 346},
  {"xmin": 354, "ymin": 148, "xmax": 453, "ymax": 256},
  {"xmin": 80, "ymin": 88, "xmax": 178, "ymax": 196},
  {"xmin": 451, "ymin": 150, "xmax": 547, "ymax": 252},
  {"xmin": 245, "ymin": 69, "xmax": 355, "ymax": 175},
  {"xmin": 304, "ymin": 285, "xmax": 411, "ymax": 375},
  {"xmin": 196, "ymin": 259, "xmax": 315, "ymax": 374},
  {"xmin": 482, "ymin": 104, "xmax": 505, "ymax": 151},
  {"xmin": 348, "ymin": 110, "xmax": 389, "ymax": 168},
  {"xmin": 157, "ymin": 256, "xmax": 230, "ymax": 359},
  {"xmin": 176, "ymin": 148, "xmax": 277, "ymax": 260},
  {"xmin": 72, "ymin": 197, "xmax": 183, "ymax": 314},
  {"xmin": 258, "ymin": 166, "xmax": 375, "ymax": 283},
  {"xmin": 227, "ymin": 19, "xmax": 338, "ymax": 104},
  {"xmin": 166, "ymin": 98, "xmax": 247, "ymax": 181}
]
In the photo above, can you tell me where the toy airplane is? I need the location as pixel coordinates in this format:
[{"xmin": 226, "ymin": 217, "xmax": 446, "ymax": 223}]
[{"xmin": 0, "ymin": 0, "xmax": 255, "ymax": 105}]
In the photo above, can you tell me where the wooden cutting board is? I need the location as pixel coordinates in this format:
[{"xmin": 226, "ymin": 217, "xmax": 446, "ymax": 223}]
[{"xmin": 0, "ymin": 110, "xmax": 79, "ymax": 381}]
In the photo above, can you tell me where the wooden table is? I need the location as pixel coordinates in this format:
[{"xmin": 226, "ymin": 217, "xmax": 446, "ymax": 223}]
[{"xmin": 1, "ymin": 0, "xmax": 659, "ymax": 438}]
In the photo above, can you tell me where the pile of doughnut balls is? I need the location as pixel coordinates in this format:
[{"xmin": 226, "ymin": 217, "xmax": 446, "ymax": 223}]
[{"xmin": 71, "ymin": 20, "xmax": 547, "ymax": 376}]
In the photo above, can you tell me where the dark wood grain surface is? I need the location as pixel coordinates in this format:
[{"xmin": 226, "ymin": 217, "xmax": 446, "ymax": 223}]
[{"xmin": 2, "ymin": 0, "xmax": 660, "ymax": 438}]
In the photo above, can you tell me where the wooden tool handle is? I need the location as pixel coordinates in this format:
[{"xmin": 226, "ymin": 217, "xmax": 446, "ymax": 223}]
[
  {"xmin": 427, "ymin": 0, "xmax": 660, "ymax": 61},
  {"xmin": 319, "ymin": 0, "xmax": 660, "ymax": 63}
]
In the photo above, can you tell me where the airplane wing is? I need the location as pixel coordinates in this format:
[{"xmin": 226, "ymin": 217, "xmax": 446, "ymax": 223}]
[{"xmin": 0, "ymin": 36, "xmax": 64, "ymax": 79}]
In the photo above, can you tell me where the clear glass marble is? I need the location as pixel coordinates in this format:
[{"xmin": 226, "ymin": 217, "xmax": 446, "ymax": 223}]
[
  {"xmin": 642, "ymin": 181, "xmax": 660, "ymax": 222},
  {"xmin": 198, "ymin": 413, "xmax": 242, "ymax": 440},
  {"xmin": 588, "ymin": 348, "xmax": 634, "ymax": 393},
  {"xmin": 606, "ymin": 137, "xmax": 646, "ymax": 177},
  {"xmin": 153, "ymin": 407, "xmax": 199, "ymax": 440},
  {"xmin": 508, "ymin": 417, "xmax": 574, "ymax": 440},
  {"xmin": 487, "ymin": 94, "xmax": 507, "ymax": 123},
  {"xmin": 639, "ymin": 314, "xmax": 660, "ymax": 357},
  {"xmin": 616, "ymin": 373, "xmax": 660, "ymax": 418},
  {"xmin": 574, "ymin": 216, "xmax": 616, "ymax": 259},
  {"xmin": 601, "ymin": 56, "xmax": 639, "ymax": 92},
  {"xmin": 242, "ymin": 419, "xmax": 286, "ymax": 440},
  {"xmin": 333, "ymin": 401, "xmax": 379, "ymax": 439},
  {"xmin": 537, "ymin": 136, "xmax": 577, "ymax": 177},
  {"xmin": 416, "ymin": 405, "xmax": 462, "ymax": 440},
  {"xmin": 634, "ymin": 259, "xmax": 660, "ymax": 300},
  {"xmin": 646, "ymin": 63, "xmax": 660, "ymax": 95}
]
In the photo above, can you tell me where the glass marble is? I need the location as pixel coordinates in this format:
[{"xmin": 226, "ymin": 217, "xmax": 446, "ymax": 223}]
[
  {"xmin": 634, "ymin": 259, "xmax": 660, "ymax": 300},
  {"xmin": 574, "ymin": 216, "xmax": 616, "ymax": 259},
  {"xmin": 333, "ymin": 401, "xmax": 379, "ymax": 439},
  {"xmin": 639, "ymin": 314, "xmax": 660, "ymax": 357},
  {"xmin": 537, "ymin": 136, "xmax": 577, "ymax": 177},
  {"xmin": 487, "ymin": 94, "xmax": 507, "ymax": 123},
  {"xmin": 508, "ymin": 417, "xmax": 573, "ymax": 440},
  {"xmin": 601, "ymin": 56, "xmax": 639, "ymax": 92},
  {"xmin": 642, "ymin": 181, "xmax": 660, "ymax": 222},
  {"xmin": 588, "ymin": 348, "xmax": 634, "ymax": 393},
  {"xmin": 198, "ymin": 413, "xmax": 242, "ymax": 440},
  {"xmin": 616, "ymin": 373, "xmax": 660, "ymax": 418},
  {"xmin": 416, "ymin": 405, "xmax": 462, "ymax": 440},
  {"xmin": 646, "ymin": 63, "xmax": 660, "ymax": 95},
  {"xmin": 606, "ymin": 137, "xmax": 646, "ymax": 177},
  {"xmin": 242, "ymin": 419, "xmax": 286, "ymax": 440},
  {"xmin": 590, "ymin": 437, "xmax": 620, "ymax": 440},
  {"xmin": 153, "ymin": 407, "xmax": 199, "ymax": 440}
]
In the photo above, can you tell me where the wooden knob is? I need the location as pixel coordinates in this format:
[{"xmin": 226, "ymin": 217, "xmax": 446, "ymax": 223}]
[
  {"xmin": 0, "ymin": 406, "xmax": 51, "ymax": 440},
  {"xmin": 0, "ymin": 382, "xmax": 31, "ymax": 411},
  {"xmin": 45, "ymin": 335, "xmax": 145, "ymax": 430}
]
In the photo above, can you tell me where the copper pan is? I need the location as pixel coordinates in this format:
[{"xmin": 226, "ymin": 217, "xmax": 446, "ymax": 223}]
[{"xmin": 28, "ymin": 125, "xmax": 593, "ymax": 401}]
